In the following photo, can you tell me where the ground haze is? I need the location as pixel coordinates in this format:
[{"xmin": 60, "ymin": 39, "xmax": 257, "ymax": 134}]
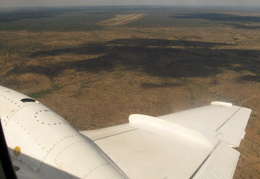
[{"xmin": 0, "ymin": 6, "xmax": 259, "ymax": 178}]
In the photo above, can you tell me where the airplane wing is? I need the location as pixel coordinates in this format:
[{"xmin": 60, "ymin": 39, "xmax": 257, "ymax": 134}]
[
  {"xmin": 80, "ymin": 102, "xmax": 251, "ymax": 179},
  {"xmin": 0, "ymin": 86, "xmax": 251, "ymax": 179}
]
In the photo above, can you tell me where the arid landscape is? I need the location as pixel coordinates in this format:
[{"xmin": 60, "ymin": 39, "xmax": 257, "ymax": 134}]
[{"xmin": 0, "ymin": 6, "xmax": 259, "ymax": 178}]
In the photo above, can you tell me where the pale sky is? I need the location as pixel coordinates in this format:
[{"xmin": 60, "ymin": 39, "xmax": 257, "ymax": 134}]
[{"xmin": 0, "ymin": 0, "xmax": 260, "ymax": 8}]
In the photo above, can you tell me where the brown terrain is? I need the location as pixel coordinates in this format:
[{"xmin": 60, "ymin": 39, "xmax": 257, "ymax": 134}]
[{"xmin": 0, "ymin": 7, "xmax": 259, "ymax": 178}]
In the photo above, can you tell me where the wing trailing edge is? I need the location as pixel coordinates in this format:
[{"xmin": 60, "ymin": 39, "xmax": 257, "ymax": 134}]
[{"xmin": 192, "ymin": 142, "xmax": 240, "ymax": 179}]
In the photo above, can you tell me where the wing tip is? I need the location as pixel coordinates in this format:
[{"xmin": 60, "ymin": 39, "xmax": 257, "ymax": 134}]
[{"xmin": 211, "ymin": 101, "xmax": 233, "ymax": 107}]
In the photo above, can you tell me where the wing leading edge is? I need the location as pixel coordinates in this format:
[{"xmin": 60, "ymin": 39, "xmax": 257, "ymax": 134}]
[{"xmin": 80, "ymin": 102, "xmax": 251, "ymax": 179}]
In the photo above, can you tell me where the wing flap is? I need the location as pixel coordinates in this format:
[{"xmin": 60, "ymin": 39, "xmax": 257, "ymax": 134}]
[{"xmin": 192, "ymin": 142, "xmax": 240, "ymax": 179}]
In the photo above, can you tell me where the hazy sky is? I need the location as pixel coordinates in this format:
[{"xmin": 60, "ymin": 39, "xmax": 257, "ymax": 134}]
[{"xmin": 1, "ymin": 0, "xmax": 260, "ymax": 8}]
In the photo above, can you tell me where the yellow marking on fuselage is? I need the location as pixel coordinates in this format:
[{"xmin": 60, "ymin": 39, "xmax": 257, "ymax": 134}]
[{"xmin": 13, "ymin": 146, "xmax": 21, "ymax": 157}]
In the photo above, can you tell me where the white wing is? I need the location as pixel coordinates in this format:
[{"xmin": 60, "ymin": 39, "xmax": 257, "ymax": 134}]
[
  {"xmin": 80, "ymin": 102, "xmax": 251, "ymax": 179},
  {"xmin": 0, "ymin": 85, "xmax": 251, "ymax": 179}
]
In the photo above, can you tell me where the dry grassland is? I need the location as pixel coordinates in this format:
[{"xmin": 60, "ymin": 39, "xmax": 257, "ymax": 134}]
[{"xmin": 0, "ymin": 7, "xmax": 259, "ymax": 178}]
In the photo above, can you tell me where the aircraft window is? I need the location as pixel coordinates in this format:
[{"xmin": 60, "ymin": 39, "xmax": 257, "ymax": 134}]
[{"xmin": 21, "ymin": 98, "xmax": 36, "ymax": 103}]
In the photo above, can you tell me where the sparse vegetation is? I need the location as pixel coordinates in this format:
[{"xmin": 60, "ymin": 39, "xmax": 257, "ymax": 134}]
[{"xmin": 0, "ymin": 6, "xmax": 259, "ymax": 178}]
